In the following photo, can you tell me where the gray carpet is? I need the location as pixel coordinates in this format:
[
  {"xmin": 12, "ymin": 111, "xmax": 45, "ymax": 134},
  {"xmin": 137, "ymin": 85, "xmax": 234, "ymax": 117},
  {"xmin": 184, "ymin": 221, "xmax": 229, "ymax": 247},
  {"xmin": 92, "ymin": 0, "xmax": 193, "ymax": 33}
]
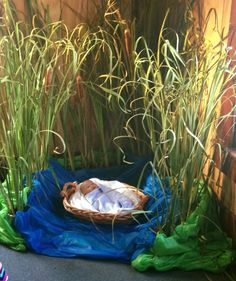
[{"xmin": 0, "ymin": 245, "xmax": 235, "ymax": 281}]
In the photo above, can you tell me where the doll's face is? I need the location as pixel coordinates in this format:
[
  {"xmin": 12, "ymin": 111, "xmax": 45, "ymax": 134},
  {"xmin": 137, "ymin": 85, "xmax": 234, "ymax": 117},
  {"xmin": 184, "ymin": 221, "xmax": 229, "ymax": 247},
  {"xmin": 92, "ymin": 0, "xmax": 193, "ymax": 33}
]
[{"xmin": 80, "ymin": 180, "xmax": 98, "ymax": 195}]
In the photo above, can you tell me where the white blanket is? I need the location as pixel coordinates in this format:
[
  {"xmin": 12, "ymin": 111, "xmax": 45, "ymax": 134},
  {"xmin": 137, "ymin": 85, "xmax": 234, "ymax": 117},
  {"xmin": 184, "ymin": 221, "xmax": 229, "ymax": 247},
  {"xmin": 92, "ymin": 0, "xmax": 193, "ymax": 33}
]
[{"xmin": 69, "ymin": 178, "xmax": 141, "ymax": 214}]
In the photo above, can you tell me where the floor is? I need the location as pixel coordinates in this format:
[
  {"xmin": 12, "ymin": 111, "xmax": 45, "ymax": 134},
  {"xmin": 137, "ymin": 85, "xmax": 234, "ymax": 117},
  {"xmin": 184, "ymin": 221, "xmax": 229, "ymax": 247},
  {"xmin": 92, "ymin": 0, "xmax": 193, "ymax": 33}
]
[{"xmin": 0, "ymin": 245, "xmax": 235, "ymax": 281}]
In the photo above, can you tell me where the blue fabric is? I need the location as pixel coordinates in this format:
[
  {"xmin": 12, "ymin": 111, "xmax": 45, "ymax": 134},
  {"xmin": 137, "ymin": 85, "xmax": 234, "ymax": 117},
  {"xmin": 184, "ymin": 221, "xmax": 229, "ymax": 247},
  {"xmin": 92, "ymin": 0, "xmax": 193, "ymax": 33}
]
[{"xmin": 14, "ymin": 158, "xmax": 171, "ymax": 262}]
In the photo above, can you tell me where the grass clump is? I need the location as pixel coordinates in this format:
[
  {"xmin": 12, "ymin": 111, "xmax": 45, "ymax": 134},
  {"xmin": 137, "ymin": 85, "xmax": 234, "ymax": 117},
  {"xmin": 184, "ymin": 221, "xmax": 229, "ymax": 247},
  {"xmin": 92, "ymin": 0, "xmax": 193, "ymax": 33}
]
[
  {"xmin": 97, "ymin": 10, "xmax": 236, "ymax": 233},
  {"xmin": 0, "ymin": 19, "xmax": 101, "ymax": 213}
]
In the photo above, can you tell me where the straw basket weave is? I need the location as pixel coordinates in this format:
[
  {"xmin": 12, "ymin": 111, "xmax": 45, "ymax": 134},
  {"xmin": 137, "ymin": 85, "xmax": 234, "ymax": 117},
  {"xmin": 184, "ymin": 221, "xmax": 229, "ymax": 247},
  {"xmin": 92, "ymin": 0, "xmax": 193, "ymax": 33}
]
[{"xmin": 61, "ymin": 182, "xmax": 149, "ymax": 224}]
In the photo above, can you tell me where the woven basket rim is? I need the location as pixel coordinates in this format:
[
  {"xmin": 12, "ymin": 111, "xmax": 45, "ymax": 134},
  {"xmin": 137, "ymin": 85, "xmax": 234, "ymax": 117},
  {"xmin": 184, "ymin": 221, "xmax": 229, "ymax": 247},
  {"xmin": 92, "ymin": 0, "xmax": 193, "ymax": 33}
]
[{"xmin": 61, "ymin": 181, "xmax": 149, "ymax": 224}]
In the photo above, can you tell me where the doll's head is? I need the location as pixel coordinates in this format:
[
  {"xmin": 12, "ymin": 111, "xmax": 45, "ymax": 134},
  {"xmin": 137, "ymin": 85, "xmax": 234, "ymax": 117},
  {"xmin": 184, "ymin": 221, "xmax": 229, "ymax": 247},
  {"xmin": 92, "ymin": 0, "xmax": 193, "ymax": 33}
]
[{"xmin": 80, "ymin": 180, "xmax": 98, "ymax": 195}]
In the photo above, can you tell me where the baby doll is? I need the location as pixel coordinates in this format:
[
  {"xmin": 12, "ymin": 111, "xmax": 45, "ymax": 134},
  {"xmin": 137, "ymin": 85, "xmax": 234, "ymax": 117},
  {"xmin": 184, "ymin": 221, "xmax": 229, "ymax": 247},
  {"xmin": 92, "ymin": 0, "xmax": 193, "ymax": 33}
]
[
  {"xmin": 79, "ymin": 180, "xmax": 98, "ymax": 195},
  {"xmin": 69, "ymin": 178, "xmax": 136, "ymax": 214}
]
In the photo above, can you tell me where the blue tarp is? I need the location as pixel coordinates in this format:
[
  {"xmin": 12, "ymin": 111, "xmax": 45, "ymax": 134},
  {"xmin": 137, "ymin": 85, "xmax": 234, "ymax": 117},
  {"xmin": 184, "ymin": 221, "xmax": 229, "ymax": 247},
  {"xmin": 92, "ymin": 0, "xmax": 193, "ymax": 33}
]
[{"xmin": 15, "ymin": 158, "xmax": 170, "ymax": 262}]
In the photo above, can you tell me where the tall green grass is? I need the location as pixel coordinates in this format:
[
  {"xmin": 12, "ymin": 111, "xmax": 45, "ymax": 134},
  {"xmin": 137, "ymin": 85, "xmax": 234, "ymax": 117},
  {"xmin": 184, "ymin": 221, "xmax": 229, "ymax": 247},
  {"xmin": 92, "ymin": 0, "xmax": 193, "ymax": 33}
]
[
  {"xmin": 0, "ymin": 0, "xmax": 137, "ymax": 215},
  {"xmin": 59, "ymin": 0, "xmax": 140, "ymax": 168},
  {"xmin": 97, "ymin": 15, "xmax": 236, "ymax": 233},
  {"xmin": 0, "ymin": 19, "xmax": 101, "ymax": 214}
]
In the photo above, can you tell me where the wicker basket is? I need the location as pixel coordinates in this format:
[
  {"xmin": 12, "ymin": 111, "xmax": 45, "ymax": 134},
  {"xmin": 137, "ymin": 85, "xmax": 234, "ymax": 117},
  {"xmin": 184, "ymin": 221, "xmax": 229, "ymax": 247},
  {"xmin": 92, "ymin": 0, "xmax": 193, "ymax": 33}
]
[{"xmin": 61, "ymin": 181, "xmax": 149, "ymax": 224}]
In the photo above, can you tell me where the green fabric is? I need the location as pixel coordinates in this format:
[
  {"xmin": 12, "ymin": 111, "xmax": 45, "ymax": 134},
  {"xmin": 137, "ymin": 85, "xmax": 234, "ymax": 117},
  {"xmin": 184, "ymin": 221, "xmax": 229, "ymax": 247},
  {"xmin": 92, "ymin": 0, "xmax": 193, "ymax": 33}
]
[
  {"xmin": 0, "ymin": 189, "xmax": 26, "ymax": 251},
  {"xmin": 132, "ymin": 189, "xmax": 235, "ymax": 273}
]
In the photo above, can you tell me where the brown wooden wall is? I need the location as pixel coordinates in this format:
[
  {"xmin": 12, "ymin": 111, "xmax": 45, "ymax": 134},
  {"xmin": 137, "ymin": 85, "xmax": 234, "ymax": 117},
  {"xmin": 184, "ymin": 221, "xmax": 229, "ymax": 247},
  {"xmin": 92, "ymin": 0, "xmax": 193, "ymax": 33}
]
[
  {"xmin": 11, "ymin": 0, "xmax": 102, "ymax": 28},
  {"xmin": 8, "ymin": 0, "xmax": 133, "ymax": 28},
  {"xmin": 5, "ymin": 0, "xmax": 188, "ymax": 50},
  {"xmin": 200, "ymin": 0, "xmax": 236, "ymax": 244}
]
